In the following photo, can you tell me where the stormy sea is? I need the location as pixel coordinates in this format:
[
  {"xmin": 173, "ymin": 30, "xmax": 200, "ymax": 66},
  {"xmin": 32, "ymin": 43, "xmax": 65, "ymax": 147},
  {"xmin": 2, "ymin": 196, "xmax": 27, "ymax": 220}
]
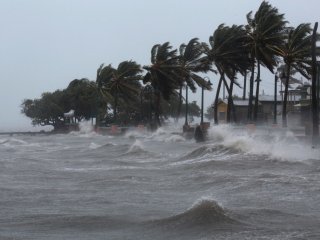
[{"xmin": 1, "ymin": 123, "xmax": 320, "ymax": 240}]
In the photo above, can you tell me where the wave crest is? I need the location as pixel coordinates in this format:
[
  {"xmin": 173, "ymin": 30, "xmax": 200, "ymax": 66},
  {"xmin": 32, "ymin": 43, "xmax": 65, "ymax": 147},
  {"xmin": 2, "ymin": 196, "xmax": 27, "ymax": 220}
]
[
  {"xmin": 179, "ymin": 145, "xmax": 239, "ymax": 161},
  {"xmin": 152, "ymin": 199, "xmax": 237, "ymax": 227},
  {"xmin": 207, "ymin": 125, "xmax": 320, "ymax": 161}
]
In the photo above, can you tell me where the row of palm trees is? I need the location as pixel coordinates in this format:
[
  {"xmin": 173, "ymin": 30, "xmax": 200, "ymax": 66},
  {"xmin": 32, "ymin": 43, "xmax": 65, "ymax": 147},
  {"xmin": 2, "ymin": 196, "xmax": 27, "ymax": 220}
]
[{"xmin": 93, "ymin": 1, "xmax": 319, "ymax": 132}]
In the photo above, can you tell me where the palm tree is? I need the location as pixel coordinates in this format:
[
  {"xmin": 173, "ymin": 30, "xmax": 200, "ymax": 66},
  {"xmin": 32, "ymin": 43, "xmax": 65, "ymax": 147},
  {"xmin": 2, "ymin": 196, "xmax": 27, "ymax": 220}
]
[
  {"xmin": 177, "ymin": 38, "xmax": 212, "ymax": 124},
  {"xmin": 203, "ymin": 24, "xmax": 250, "ymax": 124},
  {"xmin": 99, "ymin": 61, "xmax": 143, "ymax": 123},
  {"xmin": 246, "ymin": 1, "xmax": 286, "ymax": 122},
  {"xmin": 273, "ymin": 23, "xmax": 318, "ymax": 127},
  {"xmin": 143, "ymin": 42, "xmax": 181, "ymax": 127},
  {"xmin": 95, "ymin": 64, "xmax": 114, "ymax": 127}
]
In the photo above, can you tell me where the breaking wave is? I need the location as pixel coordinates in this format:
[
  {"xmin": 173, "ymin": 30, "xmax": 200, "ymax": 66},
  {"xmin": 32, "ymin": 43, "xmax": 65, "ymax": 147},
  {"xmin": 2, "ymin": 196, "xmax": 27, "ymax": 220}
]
[
  {"xmin": 120, "ymin": 139, "xmax": 152, "ymax": 157},
  {"xmin": 127, "ymin": 139, "xmax": 145, "ymax": 153},
  {"xmin": 147, "ymin": 127, "xmax": 186, "ymax": 143},
  {"xmin": 207, "ymin": 124, "xmax": 320, "ymax": 161},
  {"xmin": 179, "ymin": 144, "xmax": 239, "ymax": 161},
  {"xmin": 164, "ymin": 134, "xmax": 186, "ymax": 143},
  {"xmin": 150, "ymin": 198, "xmax": 237, "ymax": 227}
]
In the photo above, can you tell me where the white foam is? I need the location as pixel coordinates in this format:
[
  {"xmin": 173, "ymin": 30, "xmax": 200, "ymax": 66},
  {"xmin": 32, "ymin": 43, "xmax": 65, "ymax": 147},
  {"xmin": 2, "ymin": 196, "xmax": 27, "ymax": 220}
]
[
  {"xmin": 127, "ymin": 139, "xmax": 145, "ymax": 153},
  {"xmin": 69, "ymin": 120, "xmax": 98, "ymax": 137},
  {"xmin": 207, "ymin": 124, "xmax": 320, "ymax": 161},
  {"xmin": 79, "ymin": 120, "xmax": 94, "ymax": 134},
  {"xmin": 164, "ymin": 134, "xmax": 185, "ymax": 143},
  {"xmin": 149, "ymin": 127, "xmax": 166, "ymax": 139},
  {"xmin": 190, "ymin": 196, "xmax": 224, "ymax": 210},
  {"xmin": 124, "ymin": 129, "xmax": 148, "ymax": 139},
  {"xmin": 89, "ymin": 142, "xmax": 101, "ymax": 149}
]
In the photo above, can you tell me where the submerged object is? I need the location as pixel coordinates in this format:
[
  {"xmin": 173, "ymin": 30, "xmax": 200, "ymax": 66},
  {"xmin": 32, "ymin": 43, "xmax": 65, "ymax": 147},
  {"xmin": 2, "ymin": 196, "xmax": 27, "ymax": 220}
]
[{"xmin": 194, "ymin": 125, "xmax": 205, "ymax": 142}]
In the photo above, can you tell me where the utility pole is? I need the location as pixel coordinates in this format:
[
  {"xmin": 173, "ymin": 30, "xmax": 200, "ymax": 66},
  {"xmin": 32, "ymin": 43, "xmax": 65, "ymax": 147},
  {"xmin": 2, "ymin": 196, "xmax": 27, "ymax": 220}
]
[
  {"xmin": 185, "ymin": 86, "xmax": 188, "ymax": 126},
  {"xmin": 274, "ymin": 74, "xmax": 278, "ymax": 125},
  {"xmin": 201, "ymin": 86, "xmax": 204, "ymax": 124},
  {"xmin": 311, "ymin": 22, "xmax": 319, "ymax": 144}
]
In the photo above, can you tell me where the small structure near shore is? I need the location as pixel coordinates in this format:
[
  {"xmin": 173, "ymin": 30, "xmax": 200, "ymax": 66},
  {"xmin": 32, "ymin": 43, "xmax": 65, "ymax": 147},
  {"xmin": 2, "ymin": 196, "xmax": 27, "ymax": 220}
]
[{"xmin": 194, "ymin": 125, "xmax": 205, "ymax": 142}]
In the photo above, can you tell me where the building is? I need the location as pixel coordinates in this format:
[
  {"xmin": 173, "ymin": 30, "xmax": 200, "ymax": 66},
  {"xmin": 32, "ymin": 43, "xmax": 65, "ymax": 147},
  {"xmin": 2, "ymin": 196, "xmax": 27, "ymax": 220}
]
[
  {"xmin": 216, "ymin": 99, "xmax": 260, "ymax": 124},
  {"xmin": 214, "ymin": 82, "xmax": 317, "ymax": 126}
]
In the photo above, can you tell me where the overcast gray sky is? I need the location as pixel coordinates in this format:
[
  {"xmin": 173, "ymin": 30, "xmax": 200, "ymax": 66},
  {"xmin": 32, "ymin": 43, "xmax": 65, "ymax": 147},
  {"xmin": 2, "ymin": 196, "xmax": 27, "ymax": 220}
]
[{"xmin": 0, "ymin": 0, "xmax": 319, "ymax": 131}]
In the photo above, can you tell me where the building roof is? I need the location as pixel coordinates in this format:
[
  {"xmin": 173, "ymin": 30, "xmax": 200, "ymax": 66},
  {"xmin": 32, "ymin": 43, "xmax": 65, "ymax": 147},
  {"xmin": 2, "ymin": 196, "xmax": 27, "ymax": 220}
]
[
  {"xmin": 259, "ymin": 94, "xmax": 301, "ymax": 102},
  {"xmin": 218, "ymin": 99, "xmax": 258, "ymax": 106},
  {"xmin": 259, "ymin": 95, "xmax": 282, "ymax": 102},
  {"xmin": 233, "ymin": 100, "xmax": 250, "ymax": 106}
]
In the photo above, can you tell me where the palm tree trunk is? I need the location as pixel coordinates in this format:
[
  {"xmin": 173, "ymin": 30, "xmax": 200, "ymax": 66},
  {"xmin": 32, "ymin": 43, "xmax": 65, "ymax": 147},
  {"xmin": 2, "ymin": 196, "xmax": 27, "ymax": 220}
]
[
  {"xmin": 184, "ymin": 86, "xmax": 188, "ymax": 125},
  {"xmin": 214, "ymin": 75, "xmax": 223, "ymax": 124},
  {"xmin": 282, "ymin": 64, "xmax": 291, "ymax": 128},
  {"xmin": 247, "ymin": 60, "xmax": 255, "ymax": 122},
  {"xmin": 176, "ymin": 85, "xmax": 183, "ymax": 122},
  {"xmin": 242, "ymin": 71, "xmax": 247, "ymax": 100},
  {"xmin": 227, "ymin": 78, "xmax": 234, "ymax": 123},
  {"xmin": 95, "ymin": 90, "xmax": 100, "ymax": 129},
  {"xmin": 113, "ymin": 94, "xmax": 118, "ymax": 124},
  {"xmin": 155, "ymin": 91, "xmax": 161, "ymax": 127},
  {"xmin": 254, "ymin": 60, "xmax": 261, "ymax": 122}
]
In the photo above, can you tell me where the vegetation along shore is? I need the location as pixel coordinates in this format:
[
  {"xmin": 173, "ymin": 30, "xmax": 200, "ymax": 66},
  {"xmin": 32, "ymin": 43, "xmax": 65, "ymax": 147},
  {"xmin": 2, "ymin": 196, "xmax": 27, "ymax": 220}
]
[{"xmin": 21, "ymin": 1, "xmax": 320, "ymax": 143}]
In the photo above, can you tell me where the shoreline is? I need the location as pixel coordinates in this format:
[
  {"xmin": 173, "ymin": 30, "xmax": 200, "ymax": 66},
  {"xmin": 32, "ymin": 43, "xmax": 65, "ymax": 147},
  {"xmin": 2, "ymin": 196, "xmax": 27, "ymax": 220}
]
[{"xmin": 0, "ymin": 131, "xmax": 50, "ymax": 136}]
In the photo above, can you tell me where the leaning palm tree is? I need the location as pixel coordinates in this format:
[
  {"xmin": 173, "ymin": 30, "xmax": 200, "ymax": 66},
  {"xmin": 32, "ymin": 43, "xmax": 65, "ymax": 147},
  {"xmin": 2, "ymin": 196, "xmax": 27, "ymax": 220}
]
[
  {"xmin": 100, "ymin": 61, "xmax": 143, "ymax": 123},
  {"xmin": 277, "ymin": 64, "xmax": 301, "ymax": 87},
  {"xmin": 143, "ymin": 42, "xmax": 181, "ymax": 127},
  {"xmin": 177, "ymin": 38, "xmax": 212, "ymax": 123},
  {"xmin": 95, "ymin": 64, "xmax": 114, "ymax": 127},
  {"xmin": 203, "ymin": 24, "xmax": 250, "ymax": 124},
  {"xmin": 246, "ymin": 1, "xmax": 286, "ymax": 122},
  {"xmin": 273, "ymin": 23, "xmax": 319, "ymax": 127}
]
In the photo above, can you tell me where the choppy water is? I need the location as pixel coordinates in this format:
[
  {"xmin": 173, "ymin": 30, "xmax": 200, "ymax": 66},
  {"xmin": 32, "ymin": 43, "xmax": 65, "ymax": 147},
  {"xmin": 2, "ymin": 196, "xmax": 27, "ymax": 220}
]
[{"xmin": 1, "ymin": 123, "xmax": 320, "ymax": 240}]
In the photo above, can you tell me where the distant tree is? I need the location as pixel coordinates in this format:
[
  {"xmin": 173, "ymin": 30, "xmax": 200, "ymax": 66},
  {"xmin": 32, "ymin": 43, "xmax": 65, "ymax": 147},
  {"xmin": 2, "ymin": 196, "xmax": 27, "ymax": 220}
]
[
  {"xmin": 21, "ymin": 80, "xmax": 101, "ymax": 130},
  {"xmin": 21, "ymin": 90, "xmax": 67, "ymax": 130},
  {"xmin": 182, "ymin": 101, "xmax": 201, "ymax": 118},
  {"xmin": 65, "ymin": 78, "xmax": 99, "ymax": 121},
  {"xmin": 162, "ymin": 97, "xmax": 201, "ymax": 119},
  {"xmin": 205, "ymin": 104, "xmax": 214, "ymax": 120},
  {"xmin": 98, "ymin": 61, "xmax": 143, "ymax": 123},
  {"xmin": 143, "ymin": 42, "xmax": 181, "ymax": 127}
]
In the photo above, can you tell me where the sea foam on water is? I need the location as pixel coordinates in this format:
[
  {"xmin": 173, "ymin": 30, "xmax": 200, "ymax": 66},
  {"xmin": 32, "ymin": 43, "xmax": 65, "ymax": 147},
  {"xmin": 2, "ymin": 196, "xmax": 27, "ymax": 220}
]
[{"xmin": 207, "ymin": 124, "xmax": 320, "ymax": 161}]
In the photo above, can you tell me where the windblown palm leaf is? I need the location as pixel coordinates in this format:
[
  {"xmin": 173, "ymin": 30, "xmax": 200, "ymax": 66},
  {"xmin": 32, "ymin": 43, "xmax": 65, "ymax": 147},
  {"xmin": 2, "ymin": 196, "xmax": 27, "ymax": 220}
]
[
  {"xmin": 203, "ymin": 24, "xmax": 250, "ymax": 124},
  {"xmin": 143, "ymin": 42, "xmax": 181, "ymax": 126},
  {"xmin": 96, "ymin": 64, "xmax": 114, "ymax": 103},
  {"xmin": 274, "ymin": 24, "xmax": 317, "ymax": 78},
  {"xmin": 277, "ymin": 64, "xmax": 301, "ymax": 88},
  {"xmin": 204, "ymin": 24, "xmax": 250, "ymax": 79},
  {"xmin": 143, "ymin": 42, "xmax": 180, "ymax": 100},
  {"xmin": 272, "ymin": 23, "xmax": 320, "ymax": 127},
  {"xmin": 246, "ymin": 1, "xmax": 287, "ymax": 72},
  {"xmin": 97, "ymin": 61, "xmax": 143, "ymax": 122},
  {"xmin": 246, "ymin": 1, "xmax": 287, "ymax": 121},
  {"xmin": 179, "ymin": 38, "xmax": 212, "ymax": 92},
  {"xmin": 176, "ymin": 38, "xmax": 213, "ymax": 122}
]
